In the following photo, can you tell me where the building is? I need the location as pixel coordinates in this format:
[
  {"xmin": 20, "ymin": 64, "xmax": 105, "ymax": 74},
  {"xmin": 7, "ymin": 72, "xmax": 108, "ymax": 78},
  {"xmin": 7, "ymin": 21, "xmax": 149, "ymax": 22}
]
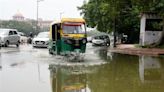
[
  {"xmin": 140, "ymin": 12, "xmax": 164, "ymax": 46},
  {"xmin": 12, "ymin": 11, "xmax": 25, "ymax": 21},
  {"xmin": 12, "ymin": 12, "xmax": 53, "ymax": 31},
  {"xmin": 38, "ymin": 18, "xmax": 53, "ymax": 29}
]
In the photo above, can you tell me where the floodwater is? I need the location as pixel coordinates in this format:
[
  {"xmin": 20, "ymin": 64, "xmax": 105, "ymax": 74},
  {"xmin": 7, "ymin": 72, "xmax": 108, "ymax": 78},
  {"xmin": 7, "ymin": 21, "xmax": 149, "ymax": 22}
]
[{"xmin": 0, "ymin": 44, "xmax": 164, "ymax": 92}]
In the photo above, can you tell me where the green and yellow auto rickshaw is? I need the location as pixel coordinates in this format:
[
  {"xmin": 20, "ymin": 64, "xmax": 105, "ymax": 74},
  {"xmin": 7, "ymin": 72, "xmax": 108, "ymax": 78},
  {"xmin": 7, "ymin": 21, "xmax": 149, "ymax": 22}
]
[{"xmin": 48, "ymin": 18, "xmax": 87, "ymax": 56}]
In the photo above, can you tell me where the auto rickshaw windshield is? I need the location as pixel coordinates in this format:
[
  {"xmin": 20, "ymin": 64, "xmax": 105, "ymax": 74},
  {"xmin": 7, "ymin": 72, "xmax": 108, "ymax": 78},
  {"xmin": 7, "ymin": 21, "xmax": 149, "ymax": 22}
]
[{"xmin": 62, "ymin": 23, "xmax": 85, "ymax": 34}]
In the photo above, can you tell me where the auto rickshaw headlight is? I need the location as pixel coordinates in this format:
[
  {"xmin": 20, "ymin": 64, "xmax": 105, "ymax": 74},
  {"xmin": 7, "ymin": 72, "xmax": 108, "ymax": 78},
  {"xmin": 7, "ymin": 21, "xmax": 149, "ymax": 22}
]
[{"xmin": 82, "ymin": 39, "xmax": 87, "ymax": 44}]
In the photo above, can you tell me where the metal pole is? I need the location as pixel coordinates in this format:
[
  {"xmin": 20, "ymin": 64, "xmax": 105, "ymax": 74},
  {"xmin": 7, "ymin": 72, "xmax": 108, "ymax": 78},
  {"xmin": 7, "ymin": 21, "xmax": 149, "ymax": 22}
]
[
  {"xmin": 36, "ymin": 0, "xmax": 44, "ymax": 33},
  {"xmin": 36, "ymin": 0, "xmax": 39, "ymax": 32},
  {"xmin": 37, "ymin": 63, "xmax": 41, "ymax": 81},
  {"xmin": 113, "ymin": 18, "xmax": 116, "ymax": 47},
  {"xmin": 60, "ymin": 13, "xmax": 61, "ymax": 20},
  {"xmin": 60, "ymin": 12, "xmax": 64, "ymax": 20},
  {"xmin": 113, "ymin": 0, "xmax": 116, "ymax": 47}
]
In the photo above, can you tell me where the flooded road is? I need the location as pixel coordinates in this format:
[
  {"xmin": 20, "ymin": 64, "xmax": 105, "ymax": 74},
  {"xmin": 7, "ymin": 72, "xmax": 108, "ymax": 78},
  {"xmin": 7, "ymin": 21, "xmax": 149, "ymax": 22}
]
[{"xmin": 0, "ymin": 44, "xmax": 164, "ymax": 92}]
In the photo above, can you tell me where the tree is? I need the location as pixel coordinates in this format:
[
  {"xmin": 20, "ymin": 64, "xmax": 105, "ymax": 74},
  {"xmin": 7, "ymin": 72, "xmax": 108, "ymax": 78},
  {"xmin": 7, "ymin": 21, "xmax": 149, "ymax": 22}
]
[
  {"xmin": 78, "ymin": 0, "xmax": 164, "ymax": 43},
  {"xmin": 0, "ymin": 20, "xmax": 36, "ymax": 36}
]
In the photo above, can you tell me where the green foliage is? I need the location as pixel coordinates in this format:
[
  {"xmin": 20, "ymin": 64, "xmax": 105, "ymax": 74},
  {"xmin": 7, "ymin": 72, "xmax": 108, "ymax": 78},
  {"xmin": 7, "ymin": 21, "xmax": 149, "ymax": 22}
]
[
  {"xmin": 78, "ymin": 0, "xmax": 164, "ymax": 43},
  {"xmin": 0, "ymin": 20, "xmax": 37, "ymax": 36}
]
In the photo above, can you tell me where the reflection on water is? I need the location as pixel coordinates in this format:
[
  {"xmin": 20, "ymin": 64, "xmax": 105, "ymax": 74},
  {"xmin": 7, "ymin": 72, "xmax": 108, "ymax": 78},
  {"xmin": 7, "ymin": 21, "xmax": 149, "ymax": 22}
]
[
  {"xmin": 0, "ymin": 62, "xmax": 51, "ymax": 92},
  {"xmin": 94, "ymin": 47, "xmax": 113, "ymax": 61},
  {"xmin": 95, "ymin": 47, "xmax": 108, "ymax": 59},
  {"xmin": 0, "ymin": 53, "xmax": 2, "ymax": 70},
  {"xmin": 49, "ymin": 65, "xmax": 91, "ymax": 92},
  {"xmin": 0, "ymin": 53, "xmax": 1, "ymax": 92},
  {"xmin": 139, "ymin": 56, "xmax": 162, "ymax": 83},
  {"xmin": 1, "ymin": 45, "xmax": 164, "ymax": 92},
  {"xmin": 49, "ymin": 52, "xmax": 164, "ymax": 92},
  {"xmin": 95, "ymin": 53, "xmax": 164, "ymax": 92}
]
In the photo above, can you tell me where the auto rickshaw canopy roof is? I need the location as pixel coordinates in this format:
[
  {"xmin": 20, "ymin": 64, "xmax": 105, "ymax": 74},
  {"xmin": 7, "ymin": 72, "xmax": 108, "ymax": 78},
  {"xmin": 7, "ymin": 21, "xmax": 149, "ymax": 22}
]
[
  {"xmin": 50, "ymin": 18, "xmax": 85, "ymax": 26},
  {"xmin": 61, "ymin": 18, "xmax": 85, "ymax": 23}
]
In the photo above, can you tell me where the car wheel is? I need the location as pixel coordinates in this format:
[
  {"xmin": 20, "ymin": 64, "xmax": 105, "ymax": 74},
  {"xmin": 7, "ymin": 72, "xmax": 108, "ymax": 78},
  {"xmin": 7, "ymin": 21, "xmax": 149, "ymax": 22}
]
[
  {"xmin": 16, "ymin": 41, "xmax": 20, "ymax": 47},
  {"xmin": 5, "ymin": 41, "xmax": 9, "ymax": 47},
  {"xmin": 33, "ymin": 45, "xmax": 36, "ymax": 48}
]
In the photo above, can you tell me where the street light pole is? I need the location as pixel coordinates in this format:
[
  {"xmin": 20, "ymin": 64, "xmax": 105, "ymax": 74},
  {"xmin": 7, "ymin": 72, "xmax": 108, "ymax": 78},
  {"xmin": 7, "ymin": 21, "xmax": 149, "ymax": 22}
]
[
  {"xmin": 36, "ymin": 0, "xmax": 44, "ymax": 33},
  {"xmin": 113, "ymin": 0, "xmax": 116, "ymax": 48},
  {"xmin": 60, "ymin": 12, "xmax": 64, "ymax": 20}
]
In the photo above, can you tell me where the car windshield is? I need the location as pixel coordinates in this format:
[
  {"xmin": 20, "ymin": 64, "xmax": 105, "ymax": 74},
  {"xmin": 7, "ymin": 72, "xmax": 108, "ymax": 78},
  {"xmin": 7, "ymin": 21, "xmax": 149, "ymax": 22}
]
[
  {"xmin": 63, "ymin": 23, "xmax": 85, "ymax": 34},
  {"xmin": 37, "ymin": 32, "xmax": 49, "ymax": 38},
  {"xmin": 0, "ymin": 29, "xmax": 8, "ymax": 35},
  {"xmin": 94, "ymin": 35, "xmax": 109, "ymax": 40}
]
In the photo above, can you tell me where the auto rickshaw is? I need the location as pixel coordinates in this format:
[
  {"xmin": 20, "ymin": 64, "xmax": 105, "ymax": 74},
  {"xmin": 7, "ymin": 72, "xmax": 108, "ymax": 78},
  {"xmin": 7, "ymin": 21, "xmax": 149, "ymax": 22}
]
[{"xmin": 48, "ymin": 18, "xmax": 87, "ymax": 56}]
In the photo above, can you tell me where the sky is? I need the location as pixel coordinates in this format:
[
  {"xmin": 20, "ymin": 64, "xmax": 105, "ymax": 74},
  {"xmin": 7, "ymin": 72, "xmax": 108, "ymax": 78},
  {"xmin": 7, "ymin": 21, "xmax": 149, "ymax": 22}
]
[{"xmin": 0, "ymin": 0, "xmax": 85, "ymax": 20}]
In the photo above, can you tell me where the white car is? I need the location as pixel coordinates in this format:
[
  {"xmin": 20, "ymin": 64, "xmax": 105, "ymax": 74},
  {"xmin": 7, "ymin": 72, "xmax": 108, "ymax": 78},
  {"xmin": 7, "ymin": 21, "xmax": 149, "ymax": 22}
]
[
  {"xmin": 32, "ymin": 32, "xmax": 49, "ymax": 48},
  {"xmin": 18, "ymin": 32, "xmax": 28, "ymax": 43},
  {"xmin": 0, "ymin": 28, "xmax": 20, "ymax": 47},
  {"xmin": 87, "ymin": 36, "xmax": 92, "ymax": 43},
  {"xmin": 92, "ymin": 35, "xmax": 110, "ymax": 46}
]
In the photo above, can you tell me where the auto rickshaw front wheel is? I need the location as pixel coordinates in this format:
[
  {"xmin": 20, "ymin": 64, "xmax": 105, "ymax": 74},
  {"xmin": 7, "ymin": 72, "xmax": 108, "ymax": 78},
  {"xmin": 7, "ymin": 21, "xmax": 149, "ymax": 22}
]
[{"xmin": 49, "ymin": 49, "xmax": 53, "ymax": 55}]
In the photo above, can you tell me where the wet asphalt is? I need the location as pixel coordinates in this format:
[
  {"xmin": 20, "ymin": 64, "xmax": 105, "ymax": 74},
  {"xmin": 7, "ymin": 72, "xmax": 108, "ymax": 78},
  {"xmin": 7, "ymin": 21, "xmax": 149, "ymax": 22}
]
[
  {"xmin": 0, "ymin": 43, "xmax": 111, "ymax": 92},
  {"xmin": 1, "ymin": 43, "xmax": 164, "ymax": 92}
]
